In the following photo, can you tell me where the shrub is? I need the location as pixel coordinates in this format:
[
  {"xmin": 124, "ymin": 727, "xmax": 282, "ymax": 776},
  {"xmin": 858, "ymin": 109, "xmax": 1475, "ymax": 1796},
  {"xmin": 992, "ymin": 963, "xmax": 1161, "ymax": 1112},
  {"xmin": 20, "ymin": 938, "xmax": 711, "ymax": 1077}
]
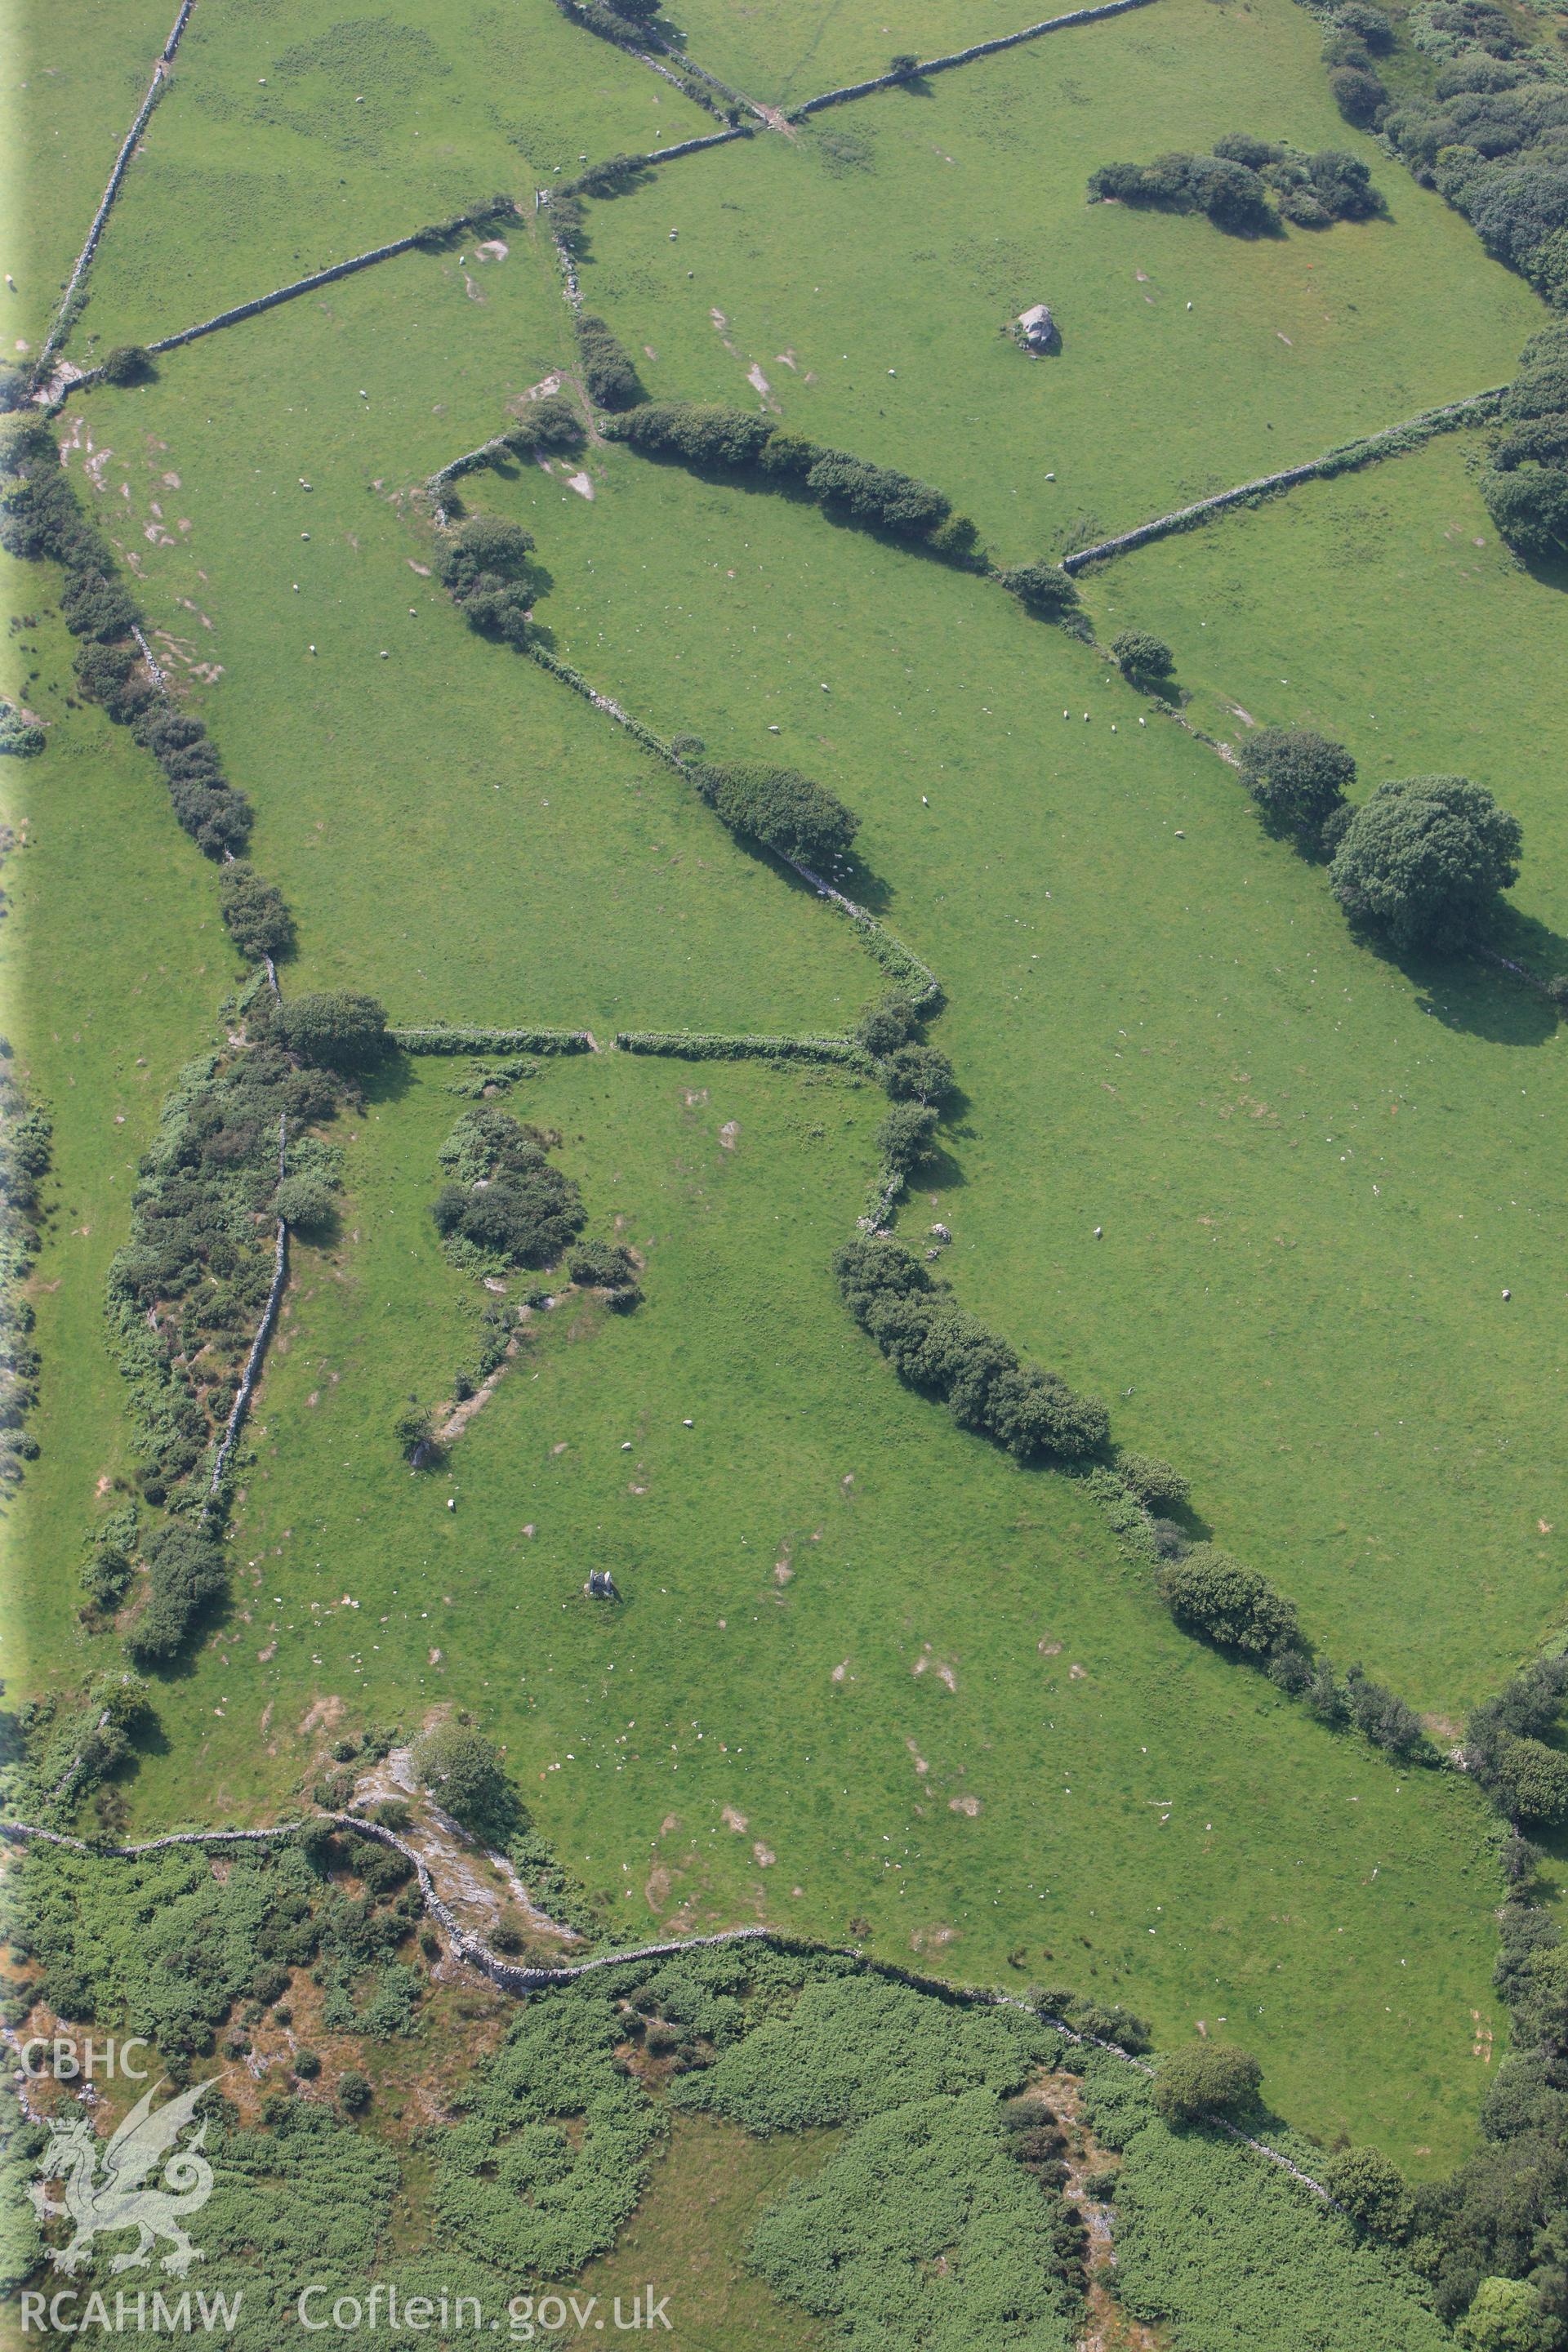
[
  {"xmin": 875, "ymin": 1100, "xmax": 940, "ymax": 1178},
  {"xmin": 995, "ymin": 561, "xmax": 1081, "ymax": 622},
  {"xmin": 856, "ymin": 995, "xmax": 920, "ymax": 1057},
  {"xmin": 1111, "ymin": 630, "xmax": 1175, "ymax": 688},
  {"xmin": 0, "ymin": 702, "xmax": 43, "ymax": 757},
  {"xmin": 439, "ymin": 514, "xmax": 538, "ymax": 595},
  {"xmin": 275, "ymin": 991, "xmax": 390, "ymax": 1071},
  {"xmin": 1481, "ymin": 461, "xmax": 1568, "ymax": 560},
  {"xmin": 1328, "ymin": 775, "xmax": 1521, "ymax": 948},
  {"xmin": 1090, "ymin": 150, "xmax": 1275, "ymax": 233},
  {"xmin": 123, "ymin": 1525, "xmax": 226, "ymax": 1667},
  {"xmin": 1494, "ymin": 1737, "xmax": 1568, "ymax": 1824},
  {"xmin": 1344, "ymin": 1668, "xmax": 1428, "ymax": 1757},
  {"xmin": 1237, "ymin": 727, "xmax": 1356, "ymax": 842},
  {"xmin": 411, "ymin": 1724, "xmax": 511, "ymax": 1832},
  {"xmin": 218, "ymin": 864, "xmax": 295, "ymax": 962},
  {"xmin": 1158, "ymin": 1545, "xmax": 1300, "ymax": 1657},
  {"xmin": 1152, "ymin": 2042, "xmax": 1263, "ymax": 2124},
  {"xmin": 691, "ymin": 759, "xmax": 859, "ymax": 867},
  {"xmin": 1116, "ymin": 1453, "xmax": 1190, "ymax": 1512},
  {"xmin": 1336, "ymin": 4, "xmax": 1395, "ymax": 55},
  {"xmin": 577, "ymin": 314, "xmax": 645, "ymax": 410},
  {"xmin": 504, "ymin": 393, "xmax": 585, "ymax": 454},
  {"xmin": 569, "ymin": 1239, "xmax": 638, "ymax": 1290},
  {"xmin": 274, "ymin": 1170, "xmax": 336, "ymax": 1229},
  {"xmin": 880, "ymin": 1043, "xmax": 955, "ymax": 1104},
  {"xmin": 337, "ymin": 2068, "xmax": 372, "ymax": 2114},
  {"xmin": 804, "ymin": 449, "xmax": 950, "ymax": 539},
  {"xmin": 432, "ymin": 1107, "xmax": 586, "ymax": 1271},
  {"xmin": 1330, "ymin": 65, "xmax": 1389, "ymax": 125},
  {"xmin": 394, "ymin": 1403, "xmax": 435, "ymax": 1463},
  {"xmin": 60, "ymin": 567, "xmax": 139, "ymax": 643},
  {"xmin": 605, "ymin": 402, "xmax": 775, "ymax": 470},
  {"xmin": 293, "ymin": 2049, "xmax": 321, "ymax": 2080},
  {"xmin": 1322, "ymin": 2146, "xmax": 1412, "ymax": 2238},
  {"xmin": 98, "ymin": 345, "xmax": 155, "ymax": 387}
]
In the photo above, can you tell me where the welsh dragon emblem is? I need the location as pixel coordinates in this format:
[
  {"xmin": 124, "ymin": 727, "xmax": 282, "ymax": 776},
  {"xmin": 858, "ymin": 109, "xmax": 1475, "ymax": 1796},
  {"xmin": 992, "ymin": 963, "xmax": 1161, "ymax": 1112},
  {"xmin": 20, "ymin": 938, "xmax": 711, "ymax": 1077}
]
[{"xmin": 29, "ymin": 2079, "xmax": 214, "ymax": 2276}]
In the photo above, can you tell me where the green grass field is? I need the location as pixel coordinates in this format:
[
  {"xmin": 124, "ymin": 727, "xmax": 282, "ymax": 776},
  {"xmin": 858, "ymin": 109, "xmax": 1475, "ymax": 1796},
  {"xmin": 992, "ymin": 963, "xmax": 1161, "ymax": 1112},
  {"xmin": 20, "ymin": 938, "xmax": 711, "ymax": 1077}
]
[
  {"xmin": 570, "ymin": 0, "xmax": 1539, "ymax": 557},
  {"xmin": 7, "ymin": 0, "xmax": 1568, "ymax": 2238},
  {"xmin": 73, "ymin": 0, "xmax": 712, "ymax": 358}
]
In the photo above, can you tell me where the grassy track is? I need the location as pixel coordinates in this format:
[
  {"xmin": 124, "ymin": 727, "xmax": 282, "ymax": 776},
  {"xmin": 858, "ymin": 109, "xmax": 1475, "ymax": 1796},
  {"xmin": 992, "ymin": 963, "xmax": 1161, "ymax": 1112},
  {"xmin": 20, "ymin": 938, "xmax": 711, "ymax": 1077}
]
[{"xmin": 572, "ymin": 0, "xmax": 1538, "ymax": 558}]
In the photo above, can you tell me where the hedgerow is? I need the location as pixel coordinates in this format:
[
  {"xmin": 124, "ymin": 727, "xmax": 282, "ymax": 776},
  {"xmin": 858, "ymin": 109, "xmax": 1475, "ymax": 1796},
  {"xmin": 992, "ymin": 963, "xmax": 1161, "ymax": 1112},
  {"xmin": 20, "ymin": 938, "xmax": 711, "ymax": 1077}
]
[
  {"xmin": 614, "ymin": 1029, "xmax": 870, "ymax": 1068},
  {"xmin": 577, "ymin": 314, "xmax": 645, "ymax": 411},
  {"xmin": 834, "ymin": 1235, "xmax": 1109, "ymax": 1463},
  {"xmin": 104, "ymin": 1001, "xmax": 358, "ymax": 1532},
  {"xmin": 602, "ymin": 403, "xmax": 982, "ymax": 562},
  {"xmin": 0, "ymin": 1044, "xmax": 50, "ymax": 1487},
  {"xmin": 0, "ymin": 417, "xmax": 256, "ymax": 859}
]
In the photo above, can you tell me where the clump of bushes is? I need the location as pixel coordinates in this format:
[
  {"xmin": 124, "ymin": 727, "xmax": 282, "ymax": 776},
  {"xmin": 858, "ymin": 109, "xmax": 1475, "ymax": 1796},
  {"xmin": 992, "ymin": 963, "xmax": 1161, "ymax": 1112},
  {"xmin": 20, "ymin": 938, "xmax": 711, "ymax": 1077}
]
[
  {"xmin": 690, "ymin": 757, "xmax": 859, "ymax": 869},
  {"xmin": 438, "ymin": 513, "xmax": 544, "ymax": 650},
  {"xmin": 1237, "ymin": 726, "xmax": 1356, "ymax": 849},
  {"xmin": 394, "ymin": 1402, "xmax": 438, "ymax": 1467},
  {"xmin": 1090, "ymin": 140, "xmax": 1379, "ymax": 230},
  {"xmin": 98, "ymin": 345, "xmax": 156, "ymax": 387},
  {"xmin": 601, "ymin": 403, "xmax": 982, "ymax": 564},
  {"xmin": 1327, "ymin": 775, "xmax": 1521, "ymax": 949},
  {"xmin": 501, "ymin": 393, "xmax": 586, "ymax": 457},
  {"xmin": 1482, "ymin": 322, "xmax": 1568, "ymax": 562},
  {"xmin": 835, "ymin": 1234, "xmax": 1109, "ymax": 1463},
  {"xmin": 576, "ymin": 314, "xmax": 645, "ymax": 411},
  {"xmin": 219, "ymin": 862, "xmax": 296, "ymax": 963},
  {"xmin": 0, "ymin": 699, "xmax": 44, "ymax": 757},
  {"xmin": 432, "ymin": 1107, "xmax": 586, "ymax": 1272},
  {"xmin": 875, "ymin": 1100, "xmax": 940, "ymax": 1182},
  {"xmin": 123, "ymin": 1523, "xmax": 227, "ymax": 1667},
  {"xmin": 1467, "ymin": 1654, "xmax": 1568, "ymax": 1824},
  {"xmin": 1152, "ymin": 2042, "xmax": 1263, "ymax": 2125},
  {"xmin": 1111, "ymin": 630, "xmax": 1175, "ymax": 692},
  {"xmin": 274, "ymin": 991, "xmax": 390, "ymax": 1071},
  {"xmin": 569, "ymin": 1239, "xmax": 641, "ymax": 1308}
]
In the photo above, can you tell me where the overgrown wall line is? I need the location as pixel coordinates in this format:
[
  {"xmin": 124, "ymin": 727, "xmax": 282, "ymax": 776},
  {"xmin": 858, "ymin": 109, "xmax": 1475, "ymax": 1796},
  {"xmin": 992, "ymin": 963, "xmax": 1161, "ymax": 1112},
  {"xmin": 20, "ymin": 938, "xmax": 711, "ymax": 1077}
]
[
  {"xmin": 792, "ymin": 0, "xmax": 1160, "ymax": 117},
  {"xmin": 204, "ymin": 1112, "xmax": 287, "ymax": 1507},
  {"xmin": 1062, "ymin": 386, "xmax": 1507, "ymax": 571},
  {"xmin": 614, "ymin": 1029, "xmax": 871, "ymax": 1069},
  {"xmin": 38, "ymin": 0, "xmax": 199, "ymax": 363},
  {"xmin": 393, "ymin": 1024, "xmax": 595, "ymax": 1054},
  {"xmin": 0, "ymin": 1811, "xmax": 1333, "ymax": 2201}
]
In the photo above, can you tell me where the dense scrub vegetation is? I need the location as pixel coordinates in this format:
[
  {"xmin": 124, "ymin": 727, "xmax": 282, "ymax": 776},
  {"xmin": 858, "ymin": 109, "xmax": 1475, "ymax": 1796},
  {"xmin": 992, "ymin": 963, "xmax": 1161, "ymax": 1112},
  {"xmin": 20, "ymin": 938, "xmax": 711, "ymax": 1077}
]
[
  {"xmin": 1089, "ymin": 138, "xmax": 1379, "ymax": 234},
  {"xmin": 437, "ymin": 513, "xmax": 545, "ymax": 650},
  {"xmin": 105, "ymin": 996, "xmax": 362, "ymax": 1535},
  {"xmin": 1076, "ymin": 2054, "xmax": 1450, "ymax": 2350},
  {"xmin": 1483, "ymin": 321, "xmax": 1568, "ymax": 559},
  {"xmin": 431, "ymin": 1106, "xmax": 586, "ymax": 1274},
  {"xmin": 0, "ymin": 1044, "xmax": 50, "ymax": 1487},
  {"xmin": 1238, "ymin": 726, "xmax": 1356, "ymax": 851}
]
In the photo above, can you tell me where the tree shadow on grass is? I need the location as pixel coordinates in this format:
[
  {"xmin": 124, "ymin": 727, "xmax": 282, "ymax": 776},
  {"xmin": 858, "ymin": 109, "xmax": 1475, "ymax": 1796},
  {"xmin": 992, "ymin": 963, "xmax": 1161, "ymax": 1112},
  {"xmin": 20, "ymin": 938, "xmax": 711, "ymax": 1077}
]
[{"xmin": 1352, "ymin": 927, "xmax": 1562, "ymax": 1049}]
